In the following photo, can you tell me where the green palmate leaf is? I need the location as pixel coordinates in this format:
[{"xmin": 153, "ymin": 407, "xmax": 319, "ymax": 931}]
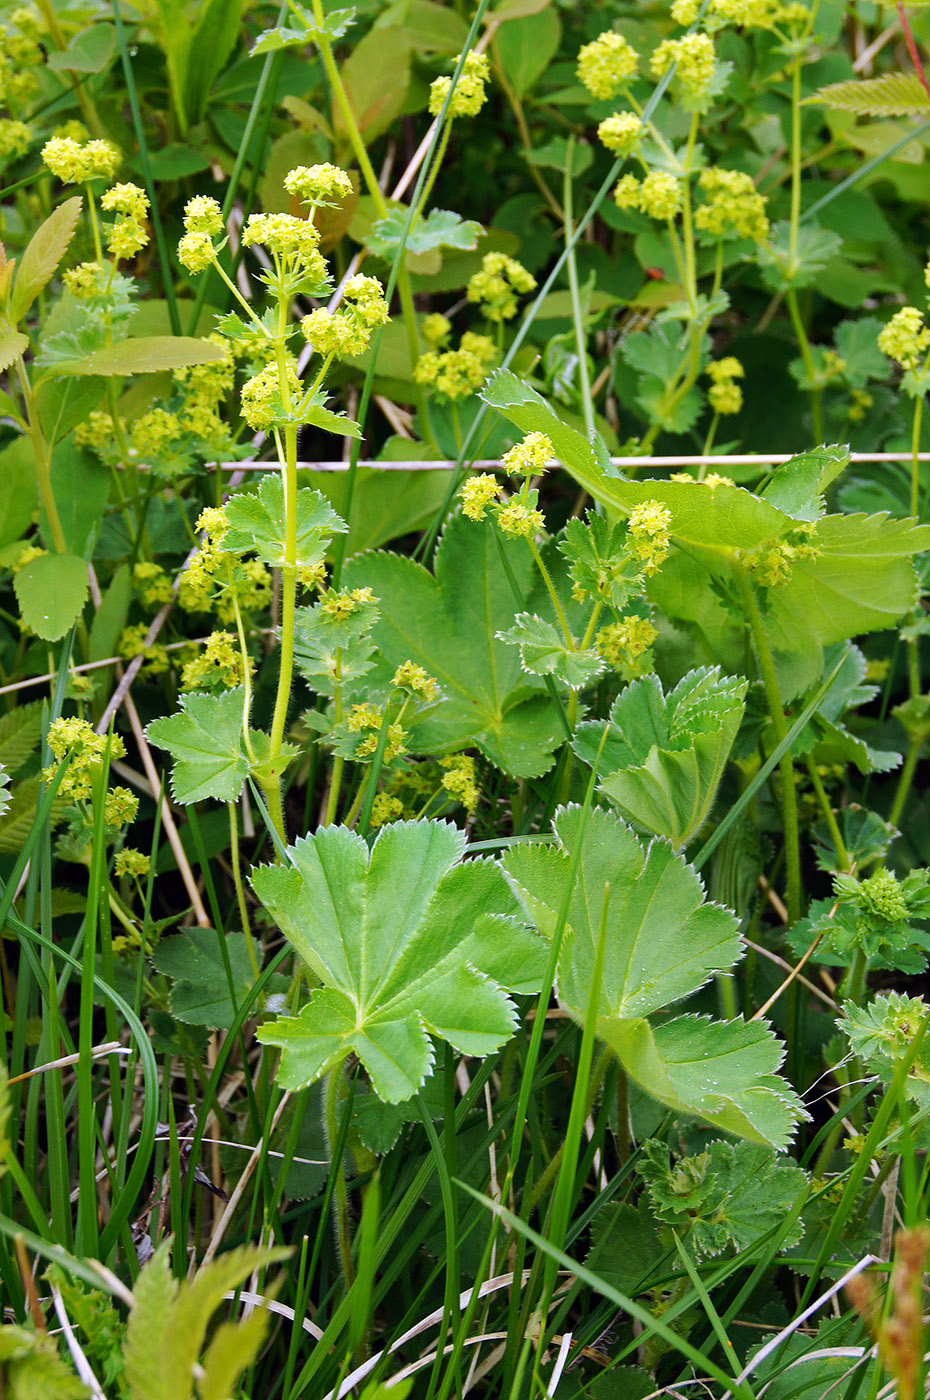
[
  {"xmin": 840, "ymin": 992, "xmax": 930, "ymax": 1106},
  {"xmin": 0, "ymin": 1323, "xmax": 87, "ymax": 1399},
  {"xmin": 503, "ymin": 805, "xmax": 804, "ymax": 1146},
  {"xmin": 481, "ymin": 369, "xmax": 604, "ymax": 483},
  {"xmin": 250, "ymin": 4, "xmax": 354, "ymax": 52},
  {"xmin": 790, "ymin": 644, "xmax": 901, "ymax": 775},
  {"xmin": 574, "ymin": 668, "xmax": 747, "ymax": 850},
  {"xmin": 814, "ymin": 72, "xmax": 930, "ymax": 117},
  {"xmin": 255, "ymin": 820, "xmax": 545, "ymax": 1102},
  {"xmin": 14, "ymin": 552, "xmax": 88, "ymax": 641},
  {"xmin": 497, "ymin": 612, "xmax": 605, "ymax": 690},
  {"xmin": 369, "ymin": 207, "xmax": 484, "ymax": 257},
  {"xmin": 758, "ymin": 221, "xmax": 843, "ymax": 291},
  {"xmin": 10, "ymin": 197, "xmax": 82, "ymax": 324},
  {"xmin": 146, "ymin": 688, "xmax": 250, "ymax": 804},
  {"xmin": 343, "ymin": 514, "xmax": 565, "ymax": 778},
  {"xmin": 46, "ymin": 336, "xmax": 229, "ymax": 378},
  {"xmin": 0, "ymin": 332, "xmax": 27, "ymax": 372},
  {"xmin": 640, "ymin": 1139, "xmax": 807, "ymax": 1260},
  {"xmin": 559, "ymin": 512, "xmax": 644, "ymax": 608},
  {"xmin": 224, "ymin": 476, "xmax": 346, "ymax": 569}
]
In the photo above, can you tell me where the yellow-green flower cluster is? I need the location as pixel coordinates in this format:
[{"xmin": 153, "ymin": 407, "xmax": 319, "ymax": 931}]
[
  {"xmin": 627, "ymin": 500, "xmax": 672, "ymax": 575},
  {"xmin": 428, "ymin": 51, "xmax": 491, "ymax": 119},
  {"xmin": 461, "ymin": 473, "xmax": 502, "ymax": 521},
  {"xmin": 467, "ymin": 252, "xmax": 536, "ymax": 323},
  {"xmin": 597, "ymin": 112, "xmax": 643, "ymax": 155},
  {"xmin": 41, "ymin": 136, "xmax": 120, "ymax": 184},
  {"xmin": 392, "ymin": 660, "xmax": 440, "ymax": 703},
  {"xmin": 44, "ymin": 717, "xmax": 126, "ymax": 801},
  {"xmin": 177, "ymin": 507, "xmax": 229, "ymax": 612},
  {"xmin": 104, "ymin": 786, "xmax": 138, "ymax": 828},
  {"xmin": 301, "ymin": 274, "xmax": 389, "ymax": 358},
  {"xmin": 218, "ymin": 559, "xmax": 271, "ymax": 623},
  {"xmin": 119, "ymin": 623, "xmax": 170, "ymax": 675},
  {"xmin": 414, "ymin": 332, "xmax": 497, "ymax": 401},
  {"xmin": 114, "ymin": 847, "xmax": 150, "ymax": 879},
  {"xmin": 650, "ymin": 33, "xmax": 716, "ymax": 102},
  {"xmin": 691, "ymin": 0, "xmax": 803, "ymax": 30},
  {"xmin": 346, "ymin": 703, "xmax": 406, "ymax": 761},
  {"xmin": 576, "ymin": 30, "xmax": 639, "ymax": 101},
  {"xmin": 502, "ymin": 432, "xmax": 553, "ymax": 477},
  {"xmin": 707, "ymin": 356, "xmax": 744, "ymax": 415},
  {"xmin": 74, "ymin": 409, "xmax": 120, "ymax": 455},
  {"xmin": 284, "ymin": 163, "xmax": 353, "ymax": 206},
  {"xmin": 133, "ymin": 561, "xmax": 173, "ymax": 609},
  {"xmin": 422, "ymin": 313, "xmax": 451, "ymax": 345},
  {"xmin": 131, "ymin": 408, "xmax": 180, "ymax": 458},
  {"xmin": 177, "ymin": 196, "xmax": 224, "ymax": 273},
  {"xmin": 11, "ymin": 543, "xmax": 45, "ymax": 573},
  {"xmin": 440, "ymin": 752, "xmax": 479, "ymax": 817},
  {"xmin": 0, "ymin": 9, "xmax": 44, "ymax": 111},
  {"xmin": 497, "ymin": 499, "xmax": 545, "ymax": 538},
  {"xmin": 878, "ymin": 307, "xmax": 930, "ymax": 372},
  {"xmin": 240, "ymin": 358, "xmax": 301, "ymax": 431},
  {"xmin": 63, "ymin": 262, "xmax": 103, "ymax": 297},
  {"xmin": 370, "ymin": 792, "xmax": 404, "ymax": 828},
  {"xmin": 319, "ymin": 585, "xmax": 375, "ymax": 622},
  {"xmin": 745, "ymin": 522, "xmax": 820, "ymax": 588},
  {"xmin": 695, "ymin": 168, "xmax": 769, "ymax": 243},
  {"xmin": 181, "ymin": 631, "xmax": 251, "ymax": 691},
  {"xmin": 596, "ymin": 616, "xmax": 658, "ymax": 673},
  {"xmin": 614, "ymin": 171, "xmax": 682, "ymax": 220},
  {"xmin": 101, "ymin": 182, "xmax": 150, "ymax": 261},
  {"xmin": 848, "ymin": 387, "xmax": 873, "ymax": 423},
  {"xmin": 0, "ymin": 119, "xmax": 31, "ymax": 161},
  {"xmin": 241, "ymin": 210, "xmax": 325, "ymax": 266}
]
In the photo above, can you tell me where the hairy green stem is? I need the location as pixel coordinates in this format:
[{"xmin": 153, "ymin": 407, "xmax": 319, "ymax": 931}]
[
  {"xmin": 325, "ymin": 1065, "xmax": 356, "ymax": 1291},
  {"xmin": 804, "ymin": 755, "xmax": 849, "ymax": 869},
  {"xmin": 228, "ymin": 802, "xmax": 259, "ymax": 981}
]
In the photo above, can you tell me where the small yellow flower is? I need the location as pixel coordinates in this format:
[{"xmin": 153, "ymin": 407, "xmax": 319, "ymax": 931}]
[
  {"xmin": 131, "ymin": 409, "xmax": 180, "ymax": 457},
  {"xmin": 639, "ymin": 171, "xmax": 682, "ymax": 221},
  {"xmin": 422, "ymin": 312, "xmax": 451, "ymax": 346},
  {"xmin": 392, "ymin": 660, "xmax": 440, "ymax": 703},
  {"xmin": 613, "ymin": 173, "xmax": 641, "ymax": 210},
  {"xmin": 497, "ymin": 501, "xmax": 545, "ymax": 537},
  {"xmin": 461, "ymin": 473, "xmax": 502, "ymax": 521},
  {"xmin": 105, "ymin": 786, "xmax": 138, "ymax": 827},
  {"xmin": 178, "ymin": 230, "xmax": 216, "ymax": 273},
  {"xmin": 695, "ymin": 168, "xmax": 769, "ymax": 243},
  {"xmin": 133, "ymin": 561, "xmax": 173, "ymax": 609},
  {"xmin": 101, "ymin": 182, "xmax": 149, "ymax": 221},
  {"xmin": 650, "ymin": 33, "xmax": 716, "ymax": 101},
  {"xmin": 467, "ymin": 252, "xmax": 536, "ymax": 323},
  {"xmin": 114, "ymin": 847, "xmax": 150, "ymax": 879},
  {"xmin": 596, "ymin": 616, "xmax": 658, "ymax": 672},
  {"xmin": 181, "ymin": 631, "xmax": 251, "ymax": 691},
  {"xmin": 878, "ymin": 307, "xmax": 930, "ymax": 371},
  {"xmin": 428, "ymin": 51, "xmax": 490, "ymax": 119},
  {"xmin": 501, "ymin": 432, "xmax": 554, "ymax": 477},
  {"xmin": 283, "ymin": 163, "xmax": 353, "ymax": 205},
  {"xmin": 0, "ymin": 119, "xmax": 31, "ymax": 161},
  {"xmin": 62, "ymin": 262, "xmax": 102, "ymax": 297},
  {"xmin": 440, "ymin": 752, "xmax": 479, "ymax": 816},
  {"xmin": 576, "ymin": 31, "xmax": 639, "ymax": 100},
  {"xmin": 597, "ymin": 112, "xmax": 643, "ymax": 155},
  {"xmin": 370, "ymin": 792, "xmax": 404, "ymax": 828},
  {"xmin": 41, "ymin": 135, "xmax": 119, "ymax": 183},
  {"xmin": 183, "ymin": 195, "xmax": 223, "ymax": 235},
  {"xmin": 627, "ymin": 500, "xmax": 672, "ymax": 574}
]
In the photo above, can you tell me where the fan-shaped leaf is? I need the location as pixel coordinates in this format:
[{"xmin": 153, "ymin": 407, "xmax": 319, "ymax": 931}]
[{"xmin": 255, "ymin": 820, "xmax": 545, "ymax": 1102}]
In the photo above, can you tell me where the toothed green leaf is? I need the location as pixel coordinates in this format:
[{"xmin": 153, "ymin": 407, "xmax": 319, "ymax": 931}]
[
  {"xmin": 255, "ymin": 820, "xmax": 543, "ymax": 1102},
  {"xmin": 145, "ymin": 688, "xmax": 250, "ymax": 804},
  {"xmin": 224, "ymin": 476, "xmax": 346, "ymax": 570},
  {"xmin": 497, "ymin": 612, "xmax": 605, "ymax": 689}
]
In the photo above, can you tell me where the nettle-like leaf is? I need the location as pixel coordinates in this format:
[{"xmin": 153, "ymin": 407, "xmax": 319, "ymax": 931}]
[
  {"xmin": 146, "ymin": 688, "xmax": 249, "ymax": 803},
  {"xmin": 224, "ymin": 476, "xmax": 346, "ymax": 570},
  {"xmin": 497, "ymin": 612, "xmax": 604, "ymax": 690},
  {"xmin": 503, "ymin": 805, "xmax": 805, "ymax": 1147},
  {"xmin": 574, "ymin": 668, "xmax": 747, "ymax": 850},
  {"xmin": 123, "ymin": 1241, "xmax": 289, "ymax": 1400},
  {"xmin": 255, "ymin": 820, "xmax": 546, "ymax": 1102},
  {"xmin": 639, "ymin": 1139, "xmax": 807, "ymax": 1259},
  {"xmin": 814, "ymin": 72, "xmax": 930, "ymax": 117},
  {"xmin": 369, "ymin": 207, "xmax": 484, "ymax": 256},
  {"xmin": 343, "ymin": 513, "xmax": 566, "ymax": 778}
]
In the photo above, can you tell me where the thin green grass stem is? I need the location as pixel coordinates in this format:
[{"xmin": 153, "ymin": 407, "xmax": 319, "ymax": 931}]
[{"xmin": 563, "ymin": 141, "xmax": 594, "ymax": 442}]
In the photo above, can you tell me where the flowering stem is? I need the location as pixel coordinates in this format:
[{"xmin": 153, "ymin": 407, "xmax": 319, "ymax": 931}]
[
  {"xmin": 910, "ymin": 390, "xmax": 923, "ymax": 519},
  {"xmin": 804, "ymin": 754, "xmax": 849, "ymax": 869},
  {"xmin": 699, "ymin": 413, "xmax": 720, "ymax": 468},
  {"xmin": 527, "ymin": 536, "xmax": 574, "ymax": 650},
  {"xmin": 736, "ymin": 567, "xmax": 801, "ymax": 924},
  {"xmin": 226, "ymin": 562, "xmax": 257, "ymax": 765}
]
